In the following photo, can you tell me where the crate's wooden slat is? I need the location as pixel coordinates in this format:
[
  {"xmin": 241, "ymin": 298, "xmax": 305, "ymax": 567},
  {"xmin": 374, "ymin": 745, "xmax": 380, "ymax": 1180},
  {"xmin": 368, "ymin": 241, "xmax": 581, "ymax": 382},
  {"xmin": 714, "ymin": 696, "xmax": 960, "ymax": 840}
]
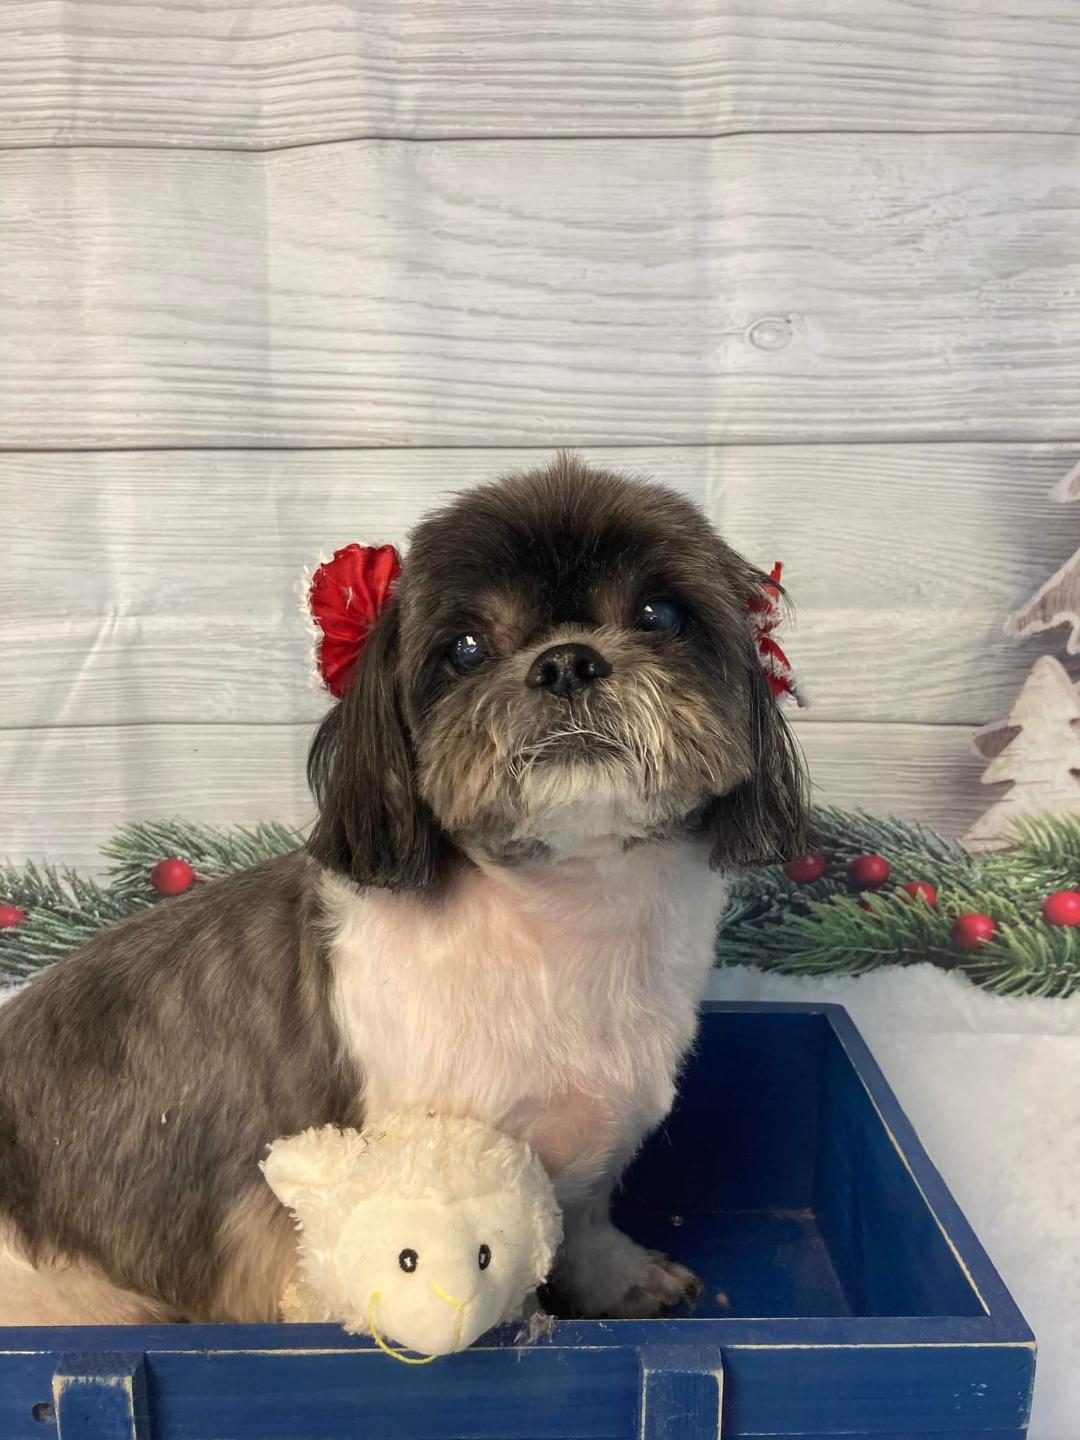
[
  {"xmin": 0, "ymin": 444, "xmax": 1073, "ymax": 728},
  {"xmin": 0, "ymin": 720, "xmax": 984, "ymax": 870},
  {"xmin": 3, "ymin": 0, "xmax": 1080, "ymax": 148},
  {"xmin": 4, "ymin": 138, "xmax": 1080, "ymax": 448}
]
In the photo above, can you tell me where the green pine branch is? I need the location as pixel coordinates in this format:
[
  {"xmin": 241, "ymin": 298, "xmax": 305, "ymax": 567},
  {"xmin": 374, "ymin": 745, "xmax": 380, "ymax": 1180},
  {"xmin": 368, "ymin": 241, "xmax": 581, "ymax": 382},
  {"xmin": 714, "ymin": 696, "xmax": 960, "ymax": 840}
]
[
  {"xmin": 1008, "ymin": 812, "xmax": 1080, "ymax": 872},
  {"xmin": 103, "ymin": 819, "xmax": 303, "ymax": 897},
  {"xmin": 0, "ymin": 861, "xmax": 139, "ymax": 983},
  {"xmin": 1, "ymin": 821, "xmax": 303, "ymax": 985},
  {"xmin": 5, "ymin": 808, "xmax": 1080, "ymax": 998},
  {"xmin": 808, "ymin": 806, "xmax": 964, "ymax": 865},
  {"xmin": 717, "ymin": 807, "xmax": 1080, "ymax": 999}
]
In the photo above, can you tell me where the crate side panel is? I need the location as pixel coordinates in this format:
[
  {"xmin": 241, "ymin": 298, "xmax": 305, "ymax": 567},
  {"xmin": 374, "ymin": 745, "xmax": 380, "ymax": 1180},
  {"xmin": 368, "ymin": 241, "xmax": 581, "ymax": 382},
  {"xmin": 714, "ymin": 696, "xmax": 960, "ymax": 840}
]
[
  {"xmin": 814, "ymin": 1034, "xmax": 985, "ymax": 1318},
  {"xmin": 146, "ymin": 1346, "xmax": 639, "ymax": 1440},
  {"xmin": 620, "ymin": 1011, "xmax": 827, "ymax": 1213},
  {"xmin": 722, "ymin": 1343, "xmax": 1034, "ymax": 1436},
  {"xmin": 748, "ymin": 1433, "xmax": 1026, "ymax": 1440}
]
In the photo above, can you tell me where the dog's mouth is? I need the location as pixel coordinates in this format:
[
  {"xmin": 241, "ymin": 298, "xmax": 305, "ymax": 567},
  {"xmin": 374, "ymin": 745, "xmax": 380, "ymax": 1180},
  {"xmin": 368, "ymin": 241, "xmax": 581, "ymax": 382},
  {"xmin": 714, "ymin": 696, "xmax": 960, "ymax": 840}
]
[
  {"xmin": 419, "ymin": 667, "xmax": 736, "ymax": 850},
  {"xmin": 512, "ymin": 688, "xmax": 645, "ymax": 765},
  {"xmin": 498, "ymin": 712, "xmax": 692, "ymax": 851},
  {"xmin": 514, "ymin": 723, "xmax": 628, "ymax": 766}
]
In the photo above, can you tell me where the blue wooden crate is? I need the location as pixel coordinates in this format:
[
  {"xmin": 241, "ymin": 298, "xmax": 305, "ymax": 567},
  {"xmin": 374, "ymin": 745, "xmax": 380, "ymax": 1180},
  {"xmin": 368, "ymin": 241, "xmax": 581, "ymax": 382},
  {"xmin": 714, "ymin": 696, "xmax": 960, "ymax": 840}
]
[{"xmin": 0, "ymin": 1002, "xmax": 1034, "ymax": 1440}]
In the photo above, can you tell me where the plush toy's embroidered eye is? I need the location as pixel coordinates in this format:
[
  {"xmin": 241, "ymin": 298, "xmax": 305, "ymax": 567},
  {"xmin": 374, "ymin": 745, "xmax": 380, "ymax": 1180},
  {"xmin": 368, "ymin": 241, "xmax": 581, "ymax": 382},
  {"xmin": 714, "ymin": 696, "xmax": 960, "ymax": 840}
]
[
  {"xmin": 398, "ymin": 1248, "xmax": 419, "ymax": 1273},
  {"xmin": 635, "ymin": 597, "xmax": 685, "ymax": 634},
  {"xmin": 447, "ymin": 633, "xmax": 487, "ymax": 671},
  {"xmin": 478, "ymin": 1243, "xmax": 492, "ymax": 1271}
]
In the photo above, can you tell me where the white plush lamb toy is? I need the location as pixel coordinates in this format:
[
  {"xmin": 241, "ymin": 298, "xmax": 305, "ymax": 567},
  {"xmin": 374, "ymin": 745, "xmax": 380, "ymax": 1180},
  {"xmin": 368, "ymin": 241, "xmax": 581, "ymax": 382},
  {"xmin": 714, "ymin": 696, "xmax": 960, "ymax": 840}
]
[{"xmin": 261, "ymin": 1111, "xmax": 562, "ymax": 1361}]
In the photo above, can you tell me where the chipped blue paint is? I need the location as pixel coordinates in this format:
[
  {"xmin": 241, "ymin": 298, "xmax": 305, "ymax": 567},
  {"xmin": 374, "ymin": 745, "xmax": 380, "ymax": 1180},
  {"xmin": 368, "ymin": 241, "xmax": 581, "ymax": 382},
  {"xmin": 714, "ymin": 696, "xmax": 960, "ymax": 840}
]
[{"xmin": 53, "ymin": 1353, "xmax": 148, "ymax": 1440}]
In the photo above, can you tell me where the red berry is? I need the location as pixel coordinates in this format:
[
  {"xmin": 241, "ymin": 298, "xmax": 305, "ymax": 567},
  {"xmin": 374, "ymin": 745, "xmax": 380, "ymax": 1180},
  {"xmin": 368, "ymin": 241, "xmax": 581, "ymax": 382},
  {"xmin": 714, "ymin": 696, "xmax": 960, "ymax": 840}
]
[
  {"xmin": 900, "ymin": 880, "xmax": 938, "ymax": 908},
  {"xmin": 1041, "ymin": 890, "xmax": 1080, "ymax": 927},
  {"xmin": 952, "ymin": 912, "xmax": 997, "ymax": 949},
  {"xmin": 0, "ymin": 903, "xmax": 26, "ymax": 929},
  {"xmin": 150, "ymin": 858, "xmax": 195, "ymax": 896},
  {"xmin": 784, "ymin": 851, "xmax": 826, "ymax": 884},
  {"xmin": 847, "ymin": 853, "xmax": 891, "ymax": 888}
]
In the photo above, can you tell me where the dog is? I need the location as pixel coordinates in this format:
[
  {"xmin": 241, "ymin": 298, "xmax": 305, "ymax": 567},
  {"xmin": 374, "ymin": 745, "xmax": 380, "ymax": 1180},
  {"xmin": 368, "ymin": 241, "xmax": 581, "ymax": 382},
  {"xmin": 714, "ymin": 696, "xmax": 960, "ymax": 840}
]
[{"xmin": 0, "ymin": 453, "xmax": 807, "ymax": 1325}]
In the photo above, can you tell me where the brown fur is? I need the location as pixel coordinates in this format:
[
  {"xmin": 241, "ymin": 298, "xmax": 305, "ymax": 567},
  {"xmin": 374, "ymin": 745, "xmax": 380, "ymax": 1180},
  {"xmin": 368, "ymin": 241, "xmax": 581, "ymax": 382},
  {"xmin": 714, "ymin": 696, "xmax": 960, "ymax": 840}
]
[
  {"xmin": 0, "ymin": 853, "xmax": 361, "ymax": 1320},
  {"xmin": 207, "ymin": 1188, "xmax": 300, "ymax": 1323}
]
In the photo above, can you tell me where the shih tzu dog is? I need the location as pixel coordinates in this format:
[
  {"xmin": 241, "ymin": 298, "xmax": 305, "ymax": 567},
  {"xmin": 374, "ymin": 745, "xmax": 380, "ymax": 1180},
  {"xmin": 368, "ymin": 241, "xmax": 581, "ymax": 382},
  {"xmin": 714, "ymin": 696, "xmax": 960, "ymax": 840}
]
[{"xmin": 0, "ymin": 454, "xmax": 807, "ymax": 1325}]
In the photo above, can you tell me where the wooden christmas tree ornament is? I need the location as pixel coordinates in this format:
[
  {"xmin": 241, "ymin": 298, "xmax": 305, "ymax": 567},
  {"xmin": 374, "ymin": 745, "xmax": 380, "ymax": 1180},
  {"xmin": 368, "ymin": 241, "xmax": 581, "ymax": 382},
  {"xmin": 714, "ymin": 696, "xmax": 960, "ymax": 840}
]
[
  {"xmin": 1008, "ymin": 458, "xmax": 1080, "ymax": 652},
  {"xmin": 962, "ymin": 655, "xmax": 1080, "ymax": 853}
]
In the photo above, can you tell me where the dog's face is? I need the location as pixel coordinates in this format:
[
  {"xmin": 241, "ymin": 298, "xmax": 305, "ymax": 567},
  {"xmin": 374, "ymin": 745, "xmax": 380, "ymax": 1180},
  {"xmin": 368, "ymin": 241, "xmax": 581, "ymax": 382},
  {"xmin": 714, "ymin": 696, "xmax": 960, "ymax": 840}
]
[{"xmin": 308, "ymin": 456, "xmax": 807, "ymax": 887}]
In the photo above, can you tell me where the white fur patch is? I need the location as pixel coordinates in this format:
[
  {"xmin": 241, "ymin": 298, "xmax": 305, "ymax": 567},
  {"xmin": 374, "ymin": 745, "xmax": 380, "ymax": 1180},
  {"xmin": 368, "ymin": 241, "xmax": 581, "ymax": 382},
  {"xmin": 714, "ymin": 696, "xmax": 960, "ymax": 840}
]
[{"xmin": 324, "ymin": 837, "xmax": 728, "ymax": 1210}]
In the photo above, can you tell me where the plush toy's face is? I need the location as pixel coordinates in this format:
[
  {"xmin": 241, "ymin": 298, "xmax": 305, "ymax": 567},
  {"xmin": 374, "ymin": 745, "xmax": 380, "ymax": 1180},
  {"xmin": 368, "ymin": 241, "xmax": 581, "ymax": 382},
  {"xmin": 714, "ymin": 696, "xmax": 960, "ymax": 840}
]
[
  {"xmin": 305, "ymin": 1189, "xmax": 539, "ymax": 1356},
  {"xmin": 262, "ymin": 1118, "xmax": 562, "ymax": 1358}
]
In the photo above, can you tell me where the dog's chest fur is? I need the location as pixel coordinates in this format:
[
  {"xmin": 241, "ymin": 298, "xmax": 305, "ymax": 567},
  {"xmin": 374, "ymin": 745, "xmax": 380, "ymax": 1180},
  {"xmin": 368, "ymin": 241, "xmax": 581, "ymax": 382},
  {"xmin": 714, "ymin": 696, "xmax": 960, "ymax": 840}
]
[{"xmin": 325, "ymin": 839, "xmax": 728, "ymax": 1202}]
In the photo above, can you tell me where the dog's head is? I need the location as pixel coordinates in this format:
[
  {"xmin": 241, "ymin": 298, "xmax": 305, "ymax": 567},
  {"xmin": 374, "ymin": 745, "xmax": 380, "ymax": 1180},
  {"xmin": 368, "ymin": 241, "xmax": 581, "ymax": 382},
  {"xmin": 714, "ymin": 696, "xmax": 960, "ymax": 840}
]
[{"xmin": 308, "ymin": 455, "xmax": 808, "ymax": 888}]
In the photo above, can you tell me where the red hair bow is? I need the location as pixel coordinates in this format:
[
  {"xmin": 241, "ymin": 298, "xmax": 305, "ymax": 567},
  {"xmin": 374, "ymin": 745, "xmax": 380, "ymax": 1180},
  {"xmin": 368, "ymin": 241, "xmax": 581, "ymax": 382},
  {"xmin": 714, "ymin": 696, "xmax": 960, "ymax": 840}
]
[
  {"xmin": 747, "ymin": 562, "xmax": 804, "ymax": 706},
  {"xmin": 308, "ymin": 544, "xmax": 402, "ymax": 698}
]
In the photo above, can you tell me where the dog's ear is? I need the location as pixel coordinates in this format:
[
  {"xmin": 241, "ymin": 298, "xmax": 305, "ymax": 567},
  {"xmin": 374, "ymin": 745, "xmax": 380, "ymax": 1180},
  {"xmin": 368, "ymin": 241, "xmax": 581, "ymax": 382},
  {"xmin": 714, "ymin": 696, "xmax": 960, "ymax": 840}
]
[
  {"xmin": 706, "ymin": 661, "xmax": 809, "ymax": 868},
  {"xmin": 307, "ymin": 598, "xmax": 449, "ymax": 890},
  {"xmin": 706, "ymin": 618, "xmax": 810, "ymax": 870}
]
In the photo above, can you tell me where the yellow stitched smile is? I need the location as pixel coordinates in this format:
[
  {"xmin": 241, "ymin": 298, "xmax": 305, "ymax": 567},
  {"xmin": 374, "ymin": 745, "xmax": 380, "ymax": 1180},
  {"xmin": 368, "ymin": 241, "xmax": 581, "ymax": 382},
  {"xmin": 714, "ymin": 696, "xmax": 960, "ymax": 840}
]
[{"xmin": 367, "ymin": 1283, "xmax": 472, "ymax": 1365}]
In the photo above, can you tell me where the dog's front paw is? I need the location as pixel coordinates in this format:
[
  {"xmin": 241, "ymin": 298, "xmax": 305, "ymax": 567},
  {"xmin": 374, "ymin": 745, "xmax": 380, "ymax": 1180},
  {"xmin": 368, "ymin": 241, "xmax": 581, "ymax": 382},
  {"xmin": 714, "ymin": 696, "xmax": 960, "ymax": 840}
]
[
  {"xmin": 603, "ymin": 1251, "xmax": 704, "ymax": 1319},
  {"xmin": 552, "ymin": 1220, "xmax": 703, "ymax": 1319}
]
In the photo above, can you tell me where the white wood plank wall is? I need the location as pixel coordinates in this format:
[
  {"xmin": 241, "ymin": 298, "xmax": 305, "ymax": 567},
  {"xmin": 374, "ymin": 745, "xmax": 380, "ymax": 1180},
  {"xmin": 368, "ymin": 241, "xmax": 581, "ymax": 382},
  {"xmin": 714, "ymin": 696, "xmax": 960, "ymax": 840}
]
[{"xmin": 2, "ymin": 2, "xmax": 1079, "ymax": 868}]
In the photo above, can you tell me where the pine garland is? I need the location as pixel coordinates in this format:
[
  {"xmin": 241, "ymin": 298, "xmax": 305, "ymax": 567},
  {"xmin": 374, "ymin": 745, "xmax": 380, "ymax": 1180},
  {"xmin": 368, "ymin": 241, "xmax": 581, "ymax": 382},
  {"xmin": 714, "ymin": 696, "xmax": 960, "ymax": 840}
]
[
  {"xmin": 717, "ymin": 808, "xmax": 1080, "ymax": 998},
  {"xmin": 4, "ymin": 809, "xmax": 1080, "ymax": 998},
  {"xmin": 1009, "ymin": 812, "xmax": 1080, "ymax": 873},
  {"xmin": 0, "ymin": 861, "xmax": 136, "ymax": 982},
  {"xmin": 0, "ymin": 822, "xmax": 302, "ymax": 985},
  {"xmin": 103, "ymin": 820, "xmax": 304, "ymax": 898}
]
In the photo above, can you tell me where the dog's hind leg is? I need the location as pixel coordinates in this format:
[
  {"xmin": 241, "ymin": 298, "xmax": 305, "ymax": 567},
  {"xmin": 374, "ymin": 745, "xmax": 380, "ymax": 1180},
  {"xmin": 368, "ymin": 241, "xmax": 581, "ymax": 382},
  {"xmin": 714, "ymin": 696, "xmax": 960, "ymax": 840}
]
[{"xmin": 0, "ymin": 1221, "xmax": 178, "ymax": 1325}]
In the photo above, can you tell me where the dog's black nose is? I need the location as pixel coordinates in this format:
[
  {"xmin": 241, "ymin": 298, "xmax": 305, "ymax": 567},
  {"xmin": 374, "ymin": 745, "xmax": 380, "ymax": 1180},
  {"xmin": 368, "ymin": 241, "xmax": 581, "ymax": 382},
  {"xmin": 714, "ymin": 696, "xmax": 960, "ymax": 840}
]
[{"xmin": 526, "ymin": 643, "xmax": 612, "ymax": 697}]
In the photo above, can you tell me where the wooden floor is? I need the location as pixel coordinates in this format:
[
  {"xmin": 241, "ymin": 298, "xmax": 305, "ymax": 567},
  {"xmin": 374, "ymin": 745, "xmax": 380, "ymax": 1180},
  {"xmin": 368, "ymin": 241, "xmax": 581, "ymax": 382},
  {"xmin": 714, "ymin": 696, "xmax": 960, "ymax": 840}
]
[{"xmin": 3, "ymin": 1, "xmax": 1079, "ymax": 867}]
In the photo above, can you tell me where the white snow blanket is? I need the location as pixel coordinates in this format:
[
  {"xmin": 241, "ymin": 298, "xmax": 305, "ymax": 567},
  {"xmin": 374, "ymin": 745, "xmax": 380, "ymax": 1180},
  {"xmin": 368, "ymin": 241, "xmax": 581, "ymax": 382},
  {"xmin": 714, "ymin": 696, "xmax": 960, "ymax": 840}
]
[{"xmin": 710, "ymin": 965, "xmax": 1080, "ymax": 1440}]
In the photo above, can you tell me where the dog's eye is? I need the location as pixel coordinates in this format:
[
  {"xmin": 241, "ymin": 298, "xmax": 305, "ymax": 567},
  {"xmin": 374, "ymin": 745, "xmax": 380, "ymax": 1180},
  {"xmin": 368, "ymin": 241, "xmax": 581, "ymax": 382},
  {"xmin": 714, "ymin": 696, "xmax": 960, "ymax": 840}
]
[
  {"xmin": 447, "ymin": 633, "xmax": 487, "ymax": 671},
  {"xmin": 398, "ymin": 1248, "xmax": 419, "ymax": 1273},
  {"xmin": 635, "ymin": 598, "xmax": 685, "ymax": 634},
  {"xmin": 478, "ymin": 1243, "xmax": 492, "ymax": 1271}
]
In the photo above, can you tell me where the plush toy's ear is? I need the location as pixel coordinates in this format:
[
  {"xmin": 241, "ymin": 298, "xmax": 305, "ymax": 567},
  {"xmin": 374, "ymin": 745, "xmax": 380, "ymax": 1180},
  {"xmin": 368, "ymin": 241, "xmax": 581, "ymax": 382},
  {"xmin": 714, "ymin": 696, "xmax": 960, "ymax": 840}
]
[{"xmin": 261, "ymin": 1126, "xmax": 355, "ymax": 1210}]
